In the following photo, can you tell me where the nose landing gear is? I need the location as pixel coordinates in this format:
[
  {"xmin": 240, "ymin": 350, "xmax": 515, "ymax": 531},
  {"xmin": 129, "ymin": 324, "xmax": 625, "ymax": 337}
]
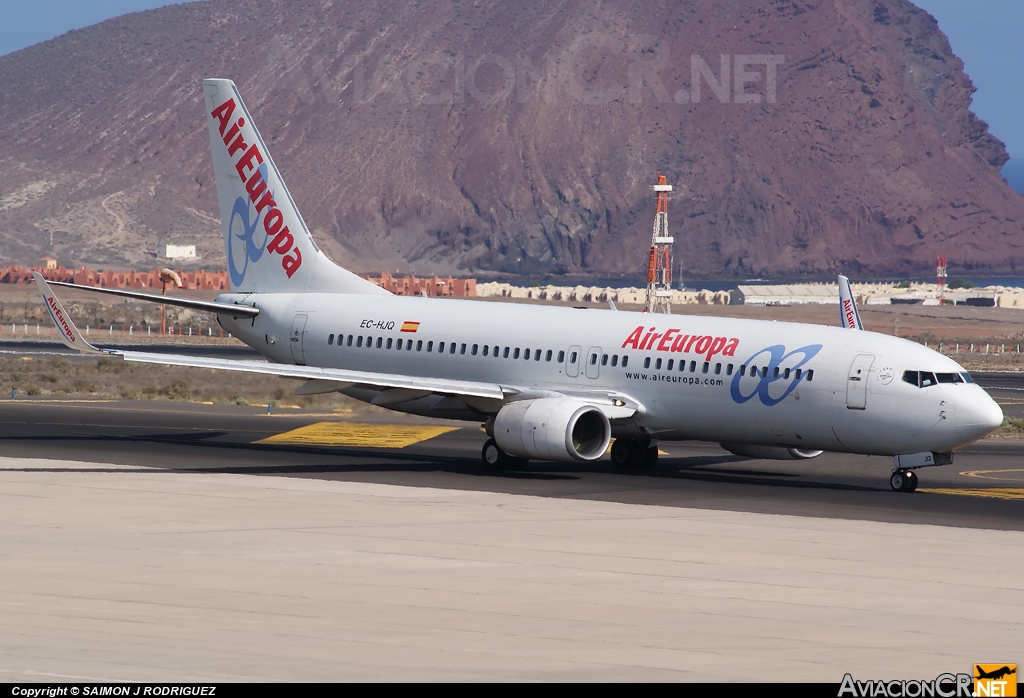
[
  {"xmin": 889, "ymin": 469, "xmax": 919, "ymax": 492},
  {"xmin": 889, "ymin": 451, "xmax": 952, "ymax": 493}
]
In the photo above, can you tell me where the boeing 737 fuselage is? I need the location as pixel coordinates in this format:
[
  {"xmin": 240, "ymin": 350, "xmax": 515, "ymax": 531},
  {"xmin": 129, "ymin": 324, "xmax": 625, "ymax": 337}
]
[{"xmin": 36, "ymin": 78, "xmax": 1004, "ymax": 492}]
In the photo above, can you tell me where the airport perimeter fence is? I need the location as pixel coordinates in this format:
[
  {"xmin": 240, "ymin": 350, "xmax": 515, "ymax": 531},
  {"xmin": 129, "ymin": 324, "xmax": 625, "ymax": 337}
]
[{"xmin": 0, "ymin": 323, "xmax": 231, "ymax": 339}]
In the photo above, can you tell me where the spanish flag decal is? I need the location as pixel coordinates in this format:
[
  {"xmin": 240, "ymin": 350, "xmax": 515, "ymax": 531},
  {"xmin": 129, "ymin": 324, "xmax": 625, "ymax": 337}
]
[{"xmin": 400, "ymin": 321, "xmax": 420, "ymax": 333}]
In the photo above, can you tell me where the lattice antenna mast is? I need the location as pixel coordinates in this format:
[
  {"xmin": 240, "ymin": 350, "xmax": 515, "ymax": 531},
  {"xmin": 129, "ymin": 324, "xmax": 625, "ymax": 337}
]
[
  {"xmin": 644, "ymin": 174, "xmax": 674, "ymax": 313},
  {"xmin": 936, "ymin": 255, "xmax": 947, "ymax": 306}
]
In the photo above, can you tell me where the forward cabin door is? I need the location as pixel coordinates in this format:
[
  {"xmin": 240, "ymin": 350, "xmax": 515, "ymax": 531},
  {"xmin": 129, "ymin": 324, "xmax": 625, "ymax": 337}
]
[
  {"xmin": 585, "ymin": 346, "xmax": 602, "ymax": 379},
  {"xmin": 846, "ymin": 354, "xmax": 874, "ymax": 410},
  {"xmin": 290, "ymin": 313, "xmax": 308, "ymax": 365}
]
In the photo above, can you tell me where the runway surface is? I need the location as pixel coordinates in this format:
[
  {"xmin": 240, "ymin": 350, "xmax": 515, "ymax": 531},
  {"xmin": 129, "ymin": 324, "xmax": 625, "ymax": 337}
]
[
  {"xmin": 1, "ymin": 398, "xmax": 1023, "ymax": 529},
  {"xmin": 2, "ymin": 399, "xmax": 1022, "ymax": 681}
]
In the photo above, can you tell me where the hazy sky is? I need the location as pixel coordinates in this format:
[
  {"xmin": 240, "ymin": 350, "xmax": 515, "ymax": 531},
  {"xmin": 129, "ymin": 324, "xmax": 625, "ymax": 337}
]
[{"xmin": 1, "ymin": 0, "xmax": 1021, "ymax": 158}]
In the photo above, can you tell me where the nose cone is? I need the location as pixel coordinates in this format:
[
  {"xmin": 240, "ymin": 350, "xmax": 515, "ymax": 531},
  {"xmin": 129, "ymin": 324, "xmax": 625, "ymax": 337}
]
[{"xmin": 956, "ymin": 389, "xmax": 1004, "ymax": 441}]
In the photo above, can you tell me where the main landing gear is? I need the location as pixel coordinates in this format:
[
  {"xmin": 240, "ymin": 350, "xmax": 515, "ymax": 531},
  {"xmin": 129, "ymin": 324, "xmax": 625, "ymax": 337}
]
[
  {"xmin": 889, "ymin": 469, "xmax": 919, "ymax": 493},
  {"xmin": 610, "ymin": 438, "xmax": 659, "ymax": 471},
  {"xmin": 481, "ymin": 438, "xmax": 528, "ymax": 469}
]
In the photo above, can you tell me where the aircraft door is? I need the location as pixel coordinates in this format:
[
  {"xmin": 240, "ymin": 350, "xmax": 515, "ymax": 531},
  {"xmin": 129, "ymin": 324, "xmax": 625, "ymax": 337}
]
[
  {"xmin": 290, "ymin": 313, "xmax": 308, "ymax": 365},
  {"xmin": 846, "ymin": 354, "xmax": 874, "ymax": 409},
  {"xmin": 585, "ymin": 346, "xmax": 601, "ymax": 379},
  {"xmin": 566, "ymin": 345, "xmax": 582, "ymax": 377}
]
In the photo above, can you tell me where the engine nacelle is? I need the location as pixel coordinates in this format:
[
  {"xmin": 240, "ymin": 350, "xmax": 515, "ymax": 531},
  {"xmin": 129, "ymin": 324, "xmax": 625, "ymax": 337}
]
[
  {"xmin": 720, "ymin": 443, "xmax": 824, "ymax": 460},
  {"xmin": 494, "ymin": 398, "xmax": 611, "ymax": 462}
]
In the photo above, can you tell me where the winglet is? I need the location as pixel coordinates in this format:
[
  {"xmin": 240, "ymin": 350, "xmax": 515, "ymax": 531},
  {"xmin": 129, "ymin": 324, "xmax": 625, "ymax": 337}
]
[
  {"xmin": 33, "ymin": 272, "xmax": 106, "ymax": 354},
  {"xmin": 838, "ymin": 274, "xmax": 864, "ymax": 330}
]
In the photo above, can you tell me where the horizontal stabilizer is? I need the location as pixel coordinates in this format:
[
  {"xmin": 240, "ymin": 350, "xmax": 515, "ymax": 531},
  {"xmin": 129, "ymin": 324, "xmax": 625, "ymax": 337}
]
[{"xmin": 46, "ymin": 280, "xmax": 259, "ymax": 318}]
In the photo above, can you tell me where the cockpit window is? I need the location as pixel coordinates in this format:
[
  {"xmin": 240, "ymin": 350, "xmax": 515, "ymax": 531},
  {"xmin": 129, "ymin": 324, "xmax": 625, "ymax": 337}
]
[
  {"xmin": 961, "ymin": 372, "xmax": 974, "ymax": 384},
  {"xmin": 904, "ymin": 369, "xmax": 966, "ymax": 388}
]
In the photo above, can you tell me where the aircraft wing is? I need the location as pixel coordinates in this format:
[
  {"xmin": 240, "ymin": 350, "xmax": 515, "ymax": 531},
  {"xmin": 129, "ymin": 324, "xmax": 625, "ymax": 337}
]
[{"xmin": 35, "ymin": 272, "xmax": 642, "ymax": 416}]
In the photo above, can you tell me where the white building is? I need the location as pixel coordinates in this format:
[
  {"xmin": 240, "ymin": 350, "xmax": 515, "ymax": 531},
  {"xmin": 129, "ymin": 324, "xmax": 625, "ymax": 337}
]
[{"xmin": 157, "ymin": 244, "xmax": 197, "ymax": 260}]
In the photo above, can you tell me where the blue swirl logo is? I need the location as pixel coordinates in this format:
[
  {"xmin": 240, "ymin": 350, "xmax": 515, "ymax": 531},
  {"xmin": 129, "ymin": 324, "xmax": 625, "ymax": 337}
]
[
  {"xmin": 729, "ymin": 343, "xmax": 822, "ymax": 406},
  {"xmin": 227, "ymin": 163, "xmax": 270, "ymax": 287}
]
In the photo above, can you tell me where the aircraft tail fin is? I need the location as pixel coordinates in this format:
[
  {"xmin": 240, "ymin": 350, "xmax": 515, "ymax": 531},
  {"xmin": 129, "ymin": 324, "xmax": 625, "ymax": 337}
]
[
  {"xmin": 838, "ymin": 275, "xmax": 864, "ymax": 330},
  {"xmin": 202, "ymin": 78, "xmax": 387, "ymax": 296}
]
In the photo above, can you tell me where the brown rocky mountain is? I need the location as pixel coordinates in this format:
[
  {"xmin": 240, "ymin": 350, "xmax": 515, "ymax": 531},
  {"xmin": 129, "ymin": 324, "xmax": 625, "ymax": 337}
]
[{"xmin": 1, "ymin": 0, "xmax": 1022, "ymax": 280}]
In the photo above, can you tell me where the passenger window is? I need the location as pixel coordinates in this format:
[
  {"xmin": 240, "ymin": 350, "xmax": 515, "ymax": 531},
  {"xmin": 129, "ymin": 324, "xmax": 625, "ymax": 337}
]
[
  {"xmin": 702, "ymin": 362, "xmax": 709, "ymax": 374},
  {"xmin": 794, "ymin": 368, "xmax": 801, "ymax": 380},
  {"xmin": 416, "ymin": 340, "xmax": 422, "ymax": 351},
  {"xmin": 472, "ymin": 344, "xmax": 478, "ymax": 355},
  {"xmin": 346, "ymin": 335, "xmax": 353, "ymax": 347},
  {"xmin": 772, "ymin": 366, "xmax": 779, "ymax": 378},
  {"xmin": 726, "ymin": 364, "xmax": 733, "ymax": 376},
  {"xmin": 386, "ymin": 338, "xmax": 393, "ymax": 349},
  {"xmin": 493, "ymin": 346, "xmax": 499, "ymax": 357},
  {"xmin": 504, "ymin": 347, "xmax": 510, "ymax": 359},
  {"xmin": 715, "ymin": 363, "xmax": 721, "ymax": 375},
  {"xmin": 589, "ymin": 353, "xmax": 596, "ymax": 365},
  {"xmin": 376, "ymin": 337, "xmax": 383, "ymax": 349},
  {"xmin": 427, "ymin": 341, "xmax": 434, "ymax": 352},
  {"xmin": 806, "ymin": 369, "xmax": 814, "ymax": 382},
  {"xmin": 739, "ymin": 365, "xmax": 746, "ymax": 376},
  {"xmin": 328, "ymin": 334, "xmax": 334, "ymax": 345},
  {"xmin": 438, "ymin": 342, "xmax": 445, "ymax": 353},
  {"xmin": 655, "ymin": 358, "xmax": 662, "ymax": 369},
  {"xmin": 920, "ymin": 371, "xmax": 937, "ymax": 388},
  {"xmin": 690, "ymin": 361, "xmax": 696, "ymax": 372},
  {"xmin": 666, "ymin": 359, "xmax": 673, "ymax": 370},
  {"xmin": 450, "ymin": 343, "xmax": 456, "ymax": 354},
  {"xmin": 601, "ymin": 354, "xmax": 608, "ymax": 366},
  {"xmin": 546, "ymin": 350, "xmax": 553, "ymax": 361},
  {"xmin": 356, "ymin": 336, "xmax": 364, "ymax": 348},
  {"xmin": 559, "ymin": 351, "xmax": 566, "ymax": 363},
  {"xmin": 523, "ymin": 348, "xmax": 530, "ymax": 360},
  {"xmin": 621, "ymin": 356, "xmax": 628, "ymax": 367},
  {"xmin": 460, "ymin": 343, "xmax": 467, "ymax": 355},
  {"xmin": 782, "ymin": 367, "xmax": 789, "ymax": 379},
  {"xmin": 611, "ymin": 355, "xmax": 618, "ymax": 367},
  {"xmin": 644, "ymin": 357, "xmax": 651, "ymax": 369},
  {"xmin": 396, "ymin": 338, "xmax": 403, "ymax": 350},
  {"xmin": 568, "ymin": 351, "xmax": 575, "ymax": 363},
  {"xmin": 482, "ymin": 345, "xmax": 489, "ymax": 356}
]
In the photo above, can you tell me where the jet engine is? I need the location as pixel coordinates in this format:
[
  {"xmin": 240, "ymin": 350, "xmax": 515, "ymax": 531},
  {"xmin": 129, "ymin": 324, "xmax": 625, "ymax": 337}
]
[
  {"xmin": 494, "ymin": 398, "xmax": 611, "ymax": 462},
  {"xmin": 719, "ymin": 443, "xmax": 824, "ymax": 460}
]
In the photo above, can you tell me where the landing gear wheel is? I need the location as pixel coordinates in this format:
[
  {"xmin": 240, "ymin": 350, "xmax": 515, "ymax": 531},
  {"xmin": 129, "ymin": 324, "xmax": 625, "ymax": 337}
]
[
  {"xmin": 610, "ymin": 438, "xmax": 638, "ymax": 469},
  {"xmin": 905, "ymin": 471, "xmax": 918, "ymax": 492},
  {"xmin": 482, "ymin": 438, "xmax": 503, "ymax": 468},
  {"xmin": 481, "ymin": 438, "xmax": 528, "ymax": 470},
  {"xmin": 890, "ymin": 469, "xmax": 918, "ymax": 492},
  {"xmin": 610, "ymin": 439, "xmax": 657, "ymax": 471}
]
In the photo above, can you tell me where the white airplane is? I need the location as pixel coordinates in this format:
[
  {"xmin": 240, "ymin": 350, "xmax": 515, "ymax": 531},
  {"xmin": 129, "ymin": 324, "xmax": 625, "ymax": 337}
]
[{"xmin": 35, "ymin": 78, "xmax": 1004, "ymax": 493}]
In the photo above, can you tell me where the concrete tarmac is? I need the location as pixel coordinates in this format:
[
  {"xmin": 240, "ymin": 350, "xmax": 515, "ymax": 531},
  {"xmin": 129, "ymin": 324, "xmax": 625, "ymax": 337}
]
[{"xmin": 1, "ymin": 400, "xmax": 1022, "ymax": 681}]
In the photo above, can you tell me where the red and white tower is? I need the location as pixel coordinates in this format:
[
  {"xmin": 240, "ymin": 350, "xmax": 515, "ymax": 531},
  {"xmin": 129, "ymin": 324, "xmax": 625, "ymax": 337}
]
[
  {"xmin": 936, "ymin": 256, "xmax": 947, "ymax": 305},
  {"xmin": 644, "ymin": 174, "xmax": 674, "ymax": 314}
]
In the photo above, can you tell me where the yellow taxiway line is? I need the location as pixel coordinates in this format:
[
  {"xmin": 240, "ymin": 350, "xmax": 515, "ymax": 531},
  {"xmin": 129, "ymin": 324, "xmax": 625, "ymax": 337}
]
[{"xmin": 254, "ymin": 421, "xmax": 459, "ymax": 448}]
